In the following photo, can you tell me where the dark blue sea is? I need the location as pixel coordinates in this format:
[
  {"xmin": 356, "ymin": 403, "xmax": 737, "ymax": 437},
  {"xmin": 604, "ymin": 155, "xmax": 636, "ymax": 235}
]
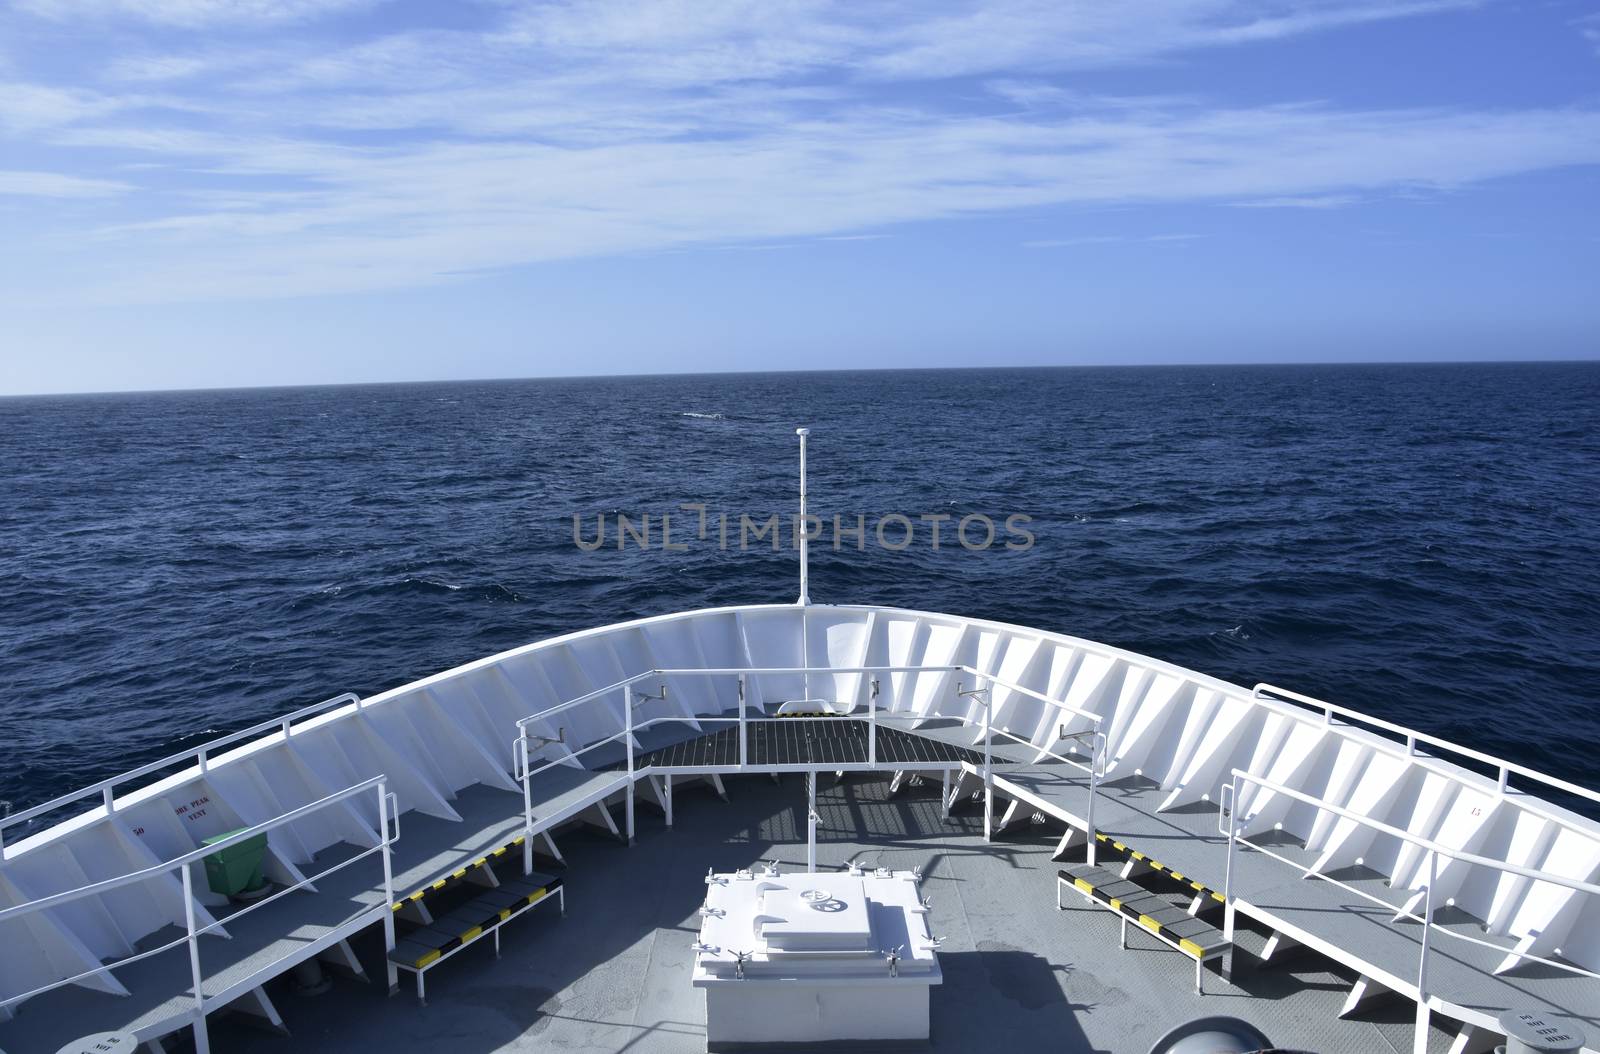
[{"xmin": 3, "ymin": 364, "xmax": 1599, "ymax": 821}]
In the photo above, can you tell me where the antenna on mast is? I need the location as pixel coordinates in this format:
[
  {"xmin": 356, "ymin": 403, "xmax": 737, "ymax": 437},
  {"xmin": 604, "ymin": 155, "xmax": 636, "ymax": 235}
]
[{"xmin": 796, "ymin": 427, "xmax": 811, "ymax": 606}]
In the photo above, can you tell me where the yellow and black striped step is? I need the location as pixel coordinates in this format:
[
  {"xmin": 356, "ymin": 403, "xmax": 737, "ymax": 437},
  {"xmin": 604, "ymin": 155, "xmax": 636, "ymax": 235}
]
[
  {"xmin": 391, "ymin": 835, "xmax": 529, "ymax": 913},
  {"xmin": 1059, "ymin": 864, "xmax": 1227, "ymax": 960},
  {"xmin": 1092, "ymin": 832, "xmax": 1226, "ymax": 905},
  {"xmin": 1151, "ymin": 913, "xmax": 1226, "ymax": 960},
  {"xmin": 1062, "ymin": 863, "xmax": 1158, "ymax": 915},
  {"xmin": 1063, "ymin": 868, "xmax": 1148, "ymax": 913},
  {"xmin": 389, "ymin": 873, "xmax": 561, "ymax": 970}
]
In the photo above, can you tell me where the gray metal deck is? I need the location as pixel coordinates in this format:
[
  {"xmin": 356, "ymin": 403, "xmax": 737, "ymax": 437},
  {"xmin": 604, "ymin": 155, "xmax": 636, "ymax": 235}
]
[
  {"xmin": 212, "ymin": 771, "xmax": 1465, "ymax": 1054},
  {"xmin": 981, "ymin": 751, "xmax": 1600, "ymax": 1046},
  {"xmin": 0, "ymin": 769, "xmax": 622, "ymax": 1053},
  {"xmin": 6, "ymin": 716, "xmax": 1592, "ymax": 1053},
  {"xmin": 0, "ymin": 839, "xmax": 388, "ymax": 1053},
  {"xmin": 0, "ymin": 718, "xmax": 952, "ymax": 1053}
]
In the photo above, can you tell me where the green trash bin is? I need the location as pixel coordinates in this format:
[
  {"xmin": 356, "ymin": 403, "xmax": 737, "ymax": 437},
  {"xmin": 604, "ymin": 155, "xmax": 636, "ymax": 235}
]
[{"xmin": 202, "ymin": 829, "xmax": 269, "ymax": 898}]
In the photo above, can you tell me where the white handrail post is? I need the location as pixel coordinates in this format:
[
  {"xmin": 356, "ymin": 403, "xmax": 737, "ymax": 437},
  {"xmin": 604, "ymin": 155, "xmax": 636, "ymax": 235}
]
[
  {"xmin": 983, "ymin": 682, "xmax": 993, "ymax": 843},
  {"xmin": 868, "ymin": 682, "xmax": 877, "ymax": 768},
  {"xmin": 102, "ymin": 785, "xmax": 115, "ymax": 817},
  {"xmin": 182, "ymin": 859, "xmax": 210, "ymax": 1054},
  {"xmin": 378, "ymin": 781, "xmax": 398, "ymax": 995},
  {"xmin": 1086, "ymin": 731, "xmax": 1101, "ymax": 866},
  {"xmin": 1221, "ymin": 781, "xmax": 1239, "ymax": 982},
  {"xmin": 807, "ymin": 770, "xmax": 818, "ymax": 873},
  {"xmin": 519, "ymin": 729, "xmax": 534, "ymax": 876},
  {"xmin": 738, "ymin": 675, "xmax": 748, "ymax": 769},
  {"xmin": 1413, "ymin": 850, "xmax": 1437, "ymax": 1054},
  {"xmin": 796, "ymin": 427, "xmax": 811, "ymax": 606},
  {"xmin": 625, "ymin": 687, "xmax": 636, "ymax": 845}
]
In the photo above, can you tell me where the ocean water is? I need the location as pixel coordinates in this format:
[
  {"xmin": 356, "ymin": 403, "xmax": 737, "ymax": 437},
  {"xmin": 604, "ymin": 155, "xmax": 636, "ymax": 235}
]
[{"xmin": 3, "ymin": 364, "xmax": 1599, "ymax": 822}]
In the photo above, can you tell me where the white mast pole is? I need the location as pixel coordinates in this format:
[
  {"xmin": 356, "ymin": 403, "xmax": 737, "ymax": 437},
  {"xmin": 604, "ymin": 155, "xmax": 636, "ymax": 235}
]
[{"xmin": 796, "ymin": 427, "xmax": 811, "ymax": 606}]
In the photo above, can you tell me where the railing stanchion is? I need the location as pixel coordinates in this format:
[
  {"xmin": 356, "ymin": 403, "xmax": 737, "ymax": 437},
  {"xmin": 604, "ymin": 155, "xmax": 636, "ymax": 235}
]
[
  {"xmin": 519, "ymin": 730, "xmax": 534, "ymax": 876},
  {"xmin": 983, "ymin": 683, "xmax": 993, "ymax": 843},
  {"xmin": 868, "ymin": 681, "xmax": 877, "ymax": 768},
  {"xmin": 1086, "ymin": 731, "xmax": 1101, "ymax": 866},
  {"xmin": 807, "ymin": 770, "xmax": 818, "ymax": 873},
  {"xmin": 378, "ymin": 781, "xmax": 399, "ymax": 995},
  {"xmin": 625, "ymin": 687, "xmax": 635, "ymax": 845},
  {"xmin": 738, "ymin": 675, "xmax": 748, "ymax": 769},
  {"xmin": 102, "ymin": 785, "xmax": 115, "ymax": 817},
  {"xmin": 1221, "ymin": 782, "xmax": 1238, "ymax": 982},
  {"xmin": 182, "ymin": 857, "xmax": 210, "ymax": 1054},
  {"xmin": 1413, "ymin": 850, "xmax": 1436, "ymax": 1054}
]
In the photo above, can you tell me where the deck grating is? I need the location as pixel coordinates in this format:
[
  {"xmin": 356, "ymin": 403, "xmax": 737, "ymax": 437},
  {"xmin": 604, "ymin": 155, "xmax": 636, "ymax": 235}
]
[{"xmin": 617, "ymin": 718, "xmax": 986, "ymax": 770}]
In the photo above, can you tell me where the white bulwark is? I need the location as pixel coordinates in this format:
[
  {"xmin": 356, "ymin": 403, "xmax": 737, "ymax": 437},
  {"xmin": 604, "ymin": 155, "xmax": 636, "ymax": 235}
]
[{"xmin": 693, "ymin": 866, "xmax": 941, "ymax": 1049}]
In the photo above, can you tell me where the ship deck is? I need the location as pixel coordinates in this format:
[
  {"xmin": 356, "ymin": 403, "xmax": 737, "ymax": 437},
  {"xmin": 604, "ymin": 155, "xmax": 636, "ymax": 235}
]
[
  {"xmin": 4, "ymin": 713, "xmax": 1594, "ymax": 1053},
  {"xmin": 0, "ymin": 768, "xmax": 625, "ymax": 1053},
  {"xmin": 213, "ymin": 771, "xmax": 1441, "ymax": 1054},
  {"xmin": 902, "ymin": 718, "xmax": 1600, "ymax": 1047}
]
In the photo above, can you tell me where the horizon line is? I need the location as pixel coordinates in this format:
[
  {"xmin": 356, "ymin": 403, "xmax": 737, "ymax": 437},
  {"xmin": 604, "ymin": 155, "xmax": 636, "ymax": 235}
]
[{"xmin": 4, "ymin": 355, "xmax": 1599, "ymax": 400}]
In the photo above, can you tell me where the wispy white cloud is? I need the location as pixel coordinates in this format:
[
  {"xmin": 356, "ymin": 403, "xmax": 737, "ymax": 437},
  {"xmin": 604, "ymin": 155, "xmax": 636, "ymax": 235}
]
[
  {"xmin": 1025, "ymin": 234, "xmax": 1204, "ymax": 247},
  {"xmin": 14, "ymin": 0, "xmax": 374, "ymax": 28},
  {"xmin": 984, "ymin": 80, "xmax": 1085, "ymax": 110},
  {"xmin": 854, "ymin": 0, "xmax": 1475, "ymax": 80},
  {"xmin": 1229, "ymin": 193, "xmax": 1363, "ymax": 208},
  {"xmin": 39, "ymin": 100, "xmax": 1594, "ymax": 305},
  {"xmin": 0, "ymin": 169, "xmax": 129, "ymax": 197},
  {"xmin": 0, "ymin": 82, "xmax": 123, "ymax": 131},
  {"xmin": 1576, "ymin": 13, "xmax": 1600, "ymax": 55},
  {"xmin": 0, "ymin": 0, "xmax": 1591, "ymax": 308},
  {"xmin": 105, "ymin": 54, "xmax": 227, "ymax": 83},
  {"xmin": 981, "ymin": 80, "xmax": 1197, "ymax": 112}
]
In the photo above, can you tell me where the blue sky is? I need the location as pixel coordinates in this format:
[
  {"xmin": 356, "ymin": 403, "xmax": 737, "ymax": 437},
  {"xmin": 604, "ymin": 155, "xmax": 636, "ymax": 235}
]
[{"xmin": 1, "ymin": 0, "xmax": 1597, "ymax": 394}]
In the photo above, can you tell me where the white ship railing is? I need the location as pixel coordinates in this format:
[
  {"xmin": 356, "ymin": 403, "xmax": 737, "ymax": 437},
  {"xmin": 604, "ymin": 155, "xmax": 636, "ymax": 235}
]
[
  {"xmin": 4, "ymin": 605, "xmax": 1596, "ymax": 1051},
  {"xmin": 1221, "ymin": 767, "xmax": 1600, "ymax": 1054},
  {"xmin": 0, "ymin": 692, "xmax": 363, "ymax": 856},
  {"xmin": 0, "ymin": 775, "xmax": 397, "ymax": 1054},
  {"xmin": 511, "ymin": 664, "xmax": 1107, "ymax": 873},
  {"xmin": 1255, "ymin": 684, "xmax": 1600, "ymax": 822}
]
